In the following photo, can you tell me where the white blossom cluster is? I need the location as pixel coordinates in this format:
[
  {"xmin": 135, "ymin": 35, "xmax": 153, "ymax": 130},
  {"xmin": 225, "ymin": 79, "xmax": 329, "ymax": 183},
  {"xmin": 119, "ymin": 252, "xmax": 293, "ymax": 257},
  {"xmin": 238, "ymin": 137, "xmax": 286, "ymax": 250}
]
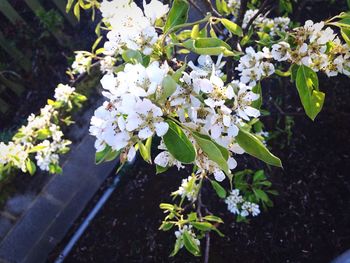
[
  {"xmin": 242, "ymin": 9, "xmax": 290, "ymax": 37},
  {"xmin": 174, "ymin": 225, "xmax": 200, "ymax": 248},
  {"xmin": 271, "ymin": 20, "xmax": 350, "ymax": 77},
  {"xmin": 227, "ymin": 0, "xmax": 240, "ymax": 17},
  {"xmin": 172, "ymin": 175, "xmax": 199, "ymax": 202},
  {"xmin": 100, "ymin": 0, "xmax": 169, "ymax": 56},
  {"xmin": 0, "ymin": 84, "xmax": 81, "ymax": 175},
  {"xmin": 71, "ymin": 51, "xmax": 92, "ymax": 75},
  {"xmin": 236, "ymin": 46, "xmax": 275, "ymax": 87},
  {"xmin": 225, "ymin": 189, "xmax": 260, "ymax": 217}
]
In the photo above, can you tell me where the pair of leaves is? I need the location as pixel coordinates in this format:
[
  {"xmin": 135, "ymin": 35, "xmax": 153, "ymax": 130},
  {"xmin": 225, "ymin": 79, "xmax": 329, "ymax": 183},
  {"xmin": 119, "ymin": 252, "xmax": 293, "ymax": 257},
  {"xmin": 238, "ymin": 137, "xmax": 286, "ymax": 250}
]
[
  {"xmin": 138, "ymin": 137, "xmax": 152, "ymax": 163},
  {"xmin": 295, "ymin": 65, "xmax": 325, "ymax": 121}
]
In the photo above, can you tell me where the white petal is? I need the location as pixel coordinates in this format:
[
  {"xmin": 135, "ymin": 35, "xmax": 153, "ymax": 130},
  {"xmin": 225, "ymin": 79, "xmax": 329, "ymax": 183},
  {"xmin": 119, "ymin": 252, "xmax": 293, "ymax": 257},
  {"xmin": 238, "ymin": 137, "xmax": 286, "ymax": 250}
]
[
  {"xmin": 211, "ymin": 124, "xmax": 222, "ymax": 139},
  {"xmin": 228, "ymin": 157, "xmax": 237, "ymax": 169},
  {"xmin": 214, "ymin": 170, "xmax": 225, "ymax": 182},
  {"xmin": 154, "ymin": 151, "xmax": 170, "ymax": 167},
  {"xmin": 155, "ymin": 122, "xmax": 169, "ymax": 137},
  {"xmin": 138, "ymin": 126, "xmax": 154, "ymax": 140},
  {"xmin": 127, "ymin": 146, "xmax": 136, "ymax": 162},
  {"xmin": 244, "ymin": 106, "xmax": 260, "ymax": 118},
  {"xmin": 125, "ymin": 114, "xmax": 143, "ymax": 131}
]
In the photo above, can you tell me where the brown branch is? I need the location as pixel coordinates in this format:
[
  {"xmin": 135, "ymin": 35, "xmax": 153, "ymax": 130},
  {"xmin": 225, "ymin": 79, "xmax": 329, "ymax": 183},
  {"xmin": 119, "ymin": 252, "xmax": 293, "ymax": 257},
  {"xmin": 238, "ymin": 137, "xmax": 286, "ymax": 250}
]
[
  {"xmin": 188, "ymin": 0, "xmax": 208, "ymax": 17},
  {"xmin": 203, "ymin": 0, "xmax": 222, "ymax": 17}
]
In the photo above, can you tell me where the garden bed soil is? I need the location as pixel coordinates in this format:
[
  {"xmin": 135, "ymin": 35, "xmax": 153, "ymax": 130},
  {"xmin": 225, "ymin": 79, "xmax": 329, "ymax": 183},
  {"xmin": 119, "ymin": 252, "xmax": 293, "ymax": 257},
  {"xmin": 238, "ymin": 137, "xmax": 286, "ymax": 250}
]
[
  {"xmin": 50, "ymin": 1, "xmax": 350, "ymax": 262},
  {"xmin": 49, "ymin": 74, "xmax": 350, "ymax": 263}
]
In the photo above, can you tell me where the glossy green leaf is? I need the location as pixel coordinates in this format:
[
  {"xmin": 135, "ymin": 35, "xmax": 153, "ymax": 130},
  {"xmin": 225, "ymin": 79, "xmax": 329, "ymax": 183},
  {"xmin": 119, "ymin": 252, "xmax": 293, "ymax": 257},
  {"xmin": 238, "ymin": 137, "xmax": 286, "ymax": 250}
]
[
  {"xmin": 156, "ymin": 165, "xmax": 169, "ymax": 174},
  {"xmin": 164, "ymin": 0, "xmax": 189, "ymax": 33},
  {"xmin": 73, "ymin": 2, "xmax": 80, "ymax": 21},
  {"xmin": 296, "ymin": 65, "xmax": 325, "ymax": 120},
  {"xmin": 221, "ymin": 19, "xmax": 243, "ymax": 37},
  {"xmin": 210, "ymin": 180, "xmax": 227, "ymax": 198},
  {"xmin": 183, "ymin": 231, "xmax": 201, "ymax": 256},
  {"xmin": 26, "ymin": 159, "xmax": 36, "ymax": 176},
  {"xmin": 170, "ymin": 238, "xmax": 182, "ymax": 257},
  {"xmin": 253, "ymin": 188, "xmax": 269, "ymax": 202},
  {"xmin": 236, "ymin": 129, "xmax": 282, "ymax": 167},
  {"xmin": 202, "ymin": 215, "xmax": 224, "ymax": 223},
  {"xmin": 138, "ymin": 137, "xmax": 152, "ymax": 163},
  {"xmin": 183, "ymin": 38, "xmax": 237, "ymax": 56},
  {"xmin": 192, "ymin": 132, "xmax": 229, "ymax": 175},
  {"xmin": 163, "ymin": 121, "xmax": 196, "ymax": 163}
]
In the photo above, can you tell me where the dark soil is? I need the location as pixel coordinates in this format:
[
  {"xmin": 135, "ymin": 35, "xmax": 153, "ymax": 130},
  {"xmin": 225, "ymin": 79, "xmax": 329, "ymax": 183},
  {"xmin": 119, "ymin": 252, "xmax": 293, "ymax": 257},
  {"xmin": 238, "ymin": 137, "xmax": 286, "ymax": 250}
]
[
  {"xmin": 50, "ymin": 1, "xmax": 350, "ymax": 263},
  {"xmin": 53, "ymin": 74, "xmax": 350, "ymax": 263}
]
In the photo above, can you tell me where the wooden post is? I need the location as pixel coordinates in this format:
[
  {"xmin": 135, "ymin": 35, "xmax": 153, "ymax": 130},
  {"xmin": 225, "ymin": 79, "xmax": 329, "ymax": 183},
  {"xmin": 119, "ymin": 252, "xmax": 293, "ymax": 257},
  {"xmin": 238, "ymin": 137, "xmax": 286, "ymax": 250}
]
[
  {"xmin": 0, "ymin": 31, "xmax": 31, "ymax": 72},
  {"xmin": 0, "ymin": 0, "xmax": 27, "ymax": 25},
  {"xmin": 50, "ymin": 0, "xmax": 78, "ymax": 27}
]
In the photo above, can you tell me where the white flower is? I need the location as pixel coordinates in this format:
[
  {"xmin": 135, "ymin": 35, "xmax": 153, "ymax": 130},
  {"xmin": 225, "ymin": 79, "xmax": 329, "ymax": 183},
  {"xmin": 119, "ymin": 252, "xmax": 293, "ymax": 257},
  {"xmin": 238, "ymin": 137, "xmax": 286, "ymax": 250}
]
[
  {"xmin": 272, "ymin": 42, "xmax": 291, "ymax": 61},
  {"xmin": 143, "ymin": 0, "xmax": 169, "ymax": 24},
  {"xmin": 173, "ymin": 176, "xmax": 199, "ymax": 201},
  {"xmin": 54, "ymin": 84, "xmax": 75, "ymax": 103},
  {"xmin": 125, "ymin": 98, "xmax": 168, "ymax": 140},
  {"xmin": 241, "ymin": 201, "xmax": 260, "ymax": 217},
  {"xmin": 233, "ymin": 82, "xmax": 260, "ymax": 121},
  {"xmin": 225, "ymin": 189, "xmax": 244, "ymax": 215},
  {"xmin": 154, "ymin": 151, "xmax": 184, "ymax": 170}
]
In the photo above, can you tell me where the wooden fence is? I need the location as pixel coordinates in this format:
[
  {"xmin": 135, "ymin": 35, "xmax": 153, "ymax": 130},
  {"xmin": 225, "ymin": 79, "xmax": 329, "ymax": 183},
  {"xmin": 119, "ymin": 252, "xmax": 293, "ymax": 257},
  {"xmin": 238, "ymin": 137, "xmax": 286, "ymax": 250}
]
[{"xmin": 0, "ymin": 0, "xmax": 77, "ymax": 116}]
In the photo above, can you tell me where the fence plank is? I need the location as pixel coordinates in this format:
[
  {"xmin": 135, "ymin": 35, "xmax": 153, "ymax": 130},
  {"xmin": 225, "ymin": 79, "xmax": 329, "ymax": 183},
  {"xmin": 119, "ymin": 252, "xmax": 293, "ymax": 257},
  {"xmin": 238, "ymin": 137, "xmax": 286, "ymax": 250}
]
[
  {"xmin": 23, "ymin": 0, "xmax": 71, "ymax": 47},
  {"xmin": 0, "ymin": 0, "xmax": 27, "ymax": 25},
  {"xmin": 50, "ymin": 0, "xmax": 78, "ymax": 27},
  {"xmin": 0, "ymin": 31, "xmax": 31, "ymax": 72}
]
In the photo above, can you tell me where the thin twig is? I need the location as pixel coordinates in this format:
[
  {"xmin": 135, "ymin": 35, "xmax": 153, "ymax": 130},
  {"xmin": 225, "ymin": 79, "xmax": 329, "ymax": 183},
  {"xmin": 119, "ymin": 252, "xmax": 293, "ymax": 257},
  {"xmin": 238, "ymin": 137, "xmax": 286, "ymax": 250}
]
[
  {"xmin": 204, "ymin": 232, "xmax": 211, "ymax": 263},
  {"xmin": 204, "ymin": 0, "xmax": 222, "ymax": 17},
  {"xmin": 243, "ymin": 0, "xmax": 272, "ymax": 34}
]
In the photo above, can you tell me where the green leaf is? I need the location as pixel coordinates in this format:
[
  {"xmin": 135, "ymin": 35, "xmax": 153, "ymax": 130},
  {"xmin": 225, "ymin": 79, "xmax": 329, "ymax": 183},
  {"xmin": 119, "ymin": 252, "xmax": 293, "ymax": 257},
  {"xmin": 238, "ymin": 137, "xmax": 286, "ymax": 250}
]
[
  {"xmin": 159, "ymin": 76, "xmax": 177, "ymax": 101},
  {"xmin": 253, "ymin": 188, "xmax": 269, "ymax": 202},
  {"xmin": 192, "ymin": 222, "xmax": 214, "ymax": 231},
  {"xmin": 170, "ymin": 238, "xmax": 182, "ymax": 257},
  {"xmin": 156, "ymin": 165, "xmax": 169, "ymax": 174},
  {"xmin": 183, "ymin": 231, "xmax": 201, "ymax": 256},
  {"xmin": 172, "ymin": 62, "xmax": 187, "ymax": 82},
  {"xmin": 66, "ymin": 0, "xmax": 75, "ymax": 13},
  {"xmin": 191, "ymin": 24, "xmax": 200, "ymax": 39},
  {"xmin": 92, "ymin": 36, "xmax": 103, "ymax": 52},
  {"xmin": 236, "ymin": 129, "xmax": 282, "ymax": 167},
  {"xmin": 295, "ymin": 65, "xmax": 325, "ymax": 120},
  {"xmin": 163, "ymin": 120, "xmax": 196, "ymax": 163},
  {"xmin": 220, "ymin": 19, "xmax": 243, "ymax": 37},
  {"xmin": 215, "ymin": 0, "xmax": 229, "ymax": 15},
  {"xmin": 192, "ymin": 132, "xmax": 229, "ymax": 175},
  {"xmin": 253, "ymin": 170, "xmax": 266, "ymax": 182},
  {"xmin": 182, "ymin": 38, "xmax": 237, "ymax": 57},
  {"xmin": 160, "ymin": 203, "xmax": 175, "ymax": 210},
  {"xmin": 164, "ymin": 0, "xmax": 189, "ymax": 33},
  {"xmin": 341, "ymin": 27, "xmax": 350, "ymax": 47},
  {"xmin": 138, "ymin": 137, "xmax": 152, "ymax": 163},
  {"xmin": 37, "ymin": 129, "xmax": 51, "ymax": 140},
  {"xmin": 202, "ymin": 215, "xmax": 223, "ymax": 223},
  {"xmin": 73, "ymin": 2, "xmax": 80, "ymax": 21},
  {"xmin": 28, "ymin": 145, "xmax": 47, "ymax": 153},
  {"xmin": 210, "ymin": 180, "xmax": 227, "ymax": 198},
  {"xmin": 95, "ymin": 145, "xmax": 120, "ymax": 165},
  {"xmin": 159, "ymin": 222, "xmax": 174, "ymax": 231},
  {"xmin": 26, "ymin": 159, "xmax": 36, "ymax": 176},
  {"xmin": 251, "ymin": 82, "xmax": 262, "ymax": 109},
  {"xmin": 122, "ymin": 50, "xmax": 143, "ymax": 64}
]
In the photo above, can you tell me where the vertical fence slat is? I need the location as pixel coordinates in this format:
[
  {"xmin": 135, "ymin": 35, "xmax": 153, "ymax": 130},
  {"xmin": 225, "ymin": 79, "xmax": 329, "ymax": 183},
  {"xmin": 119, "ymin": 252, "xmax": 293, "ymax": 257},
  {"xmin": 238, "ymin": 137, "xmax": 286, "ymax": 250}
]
[
  {"xmin": 0, "ymin": 31, "xmax": 31, "ymax": 72},
  {"xmin": 0, "ymin": 1, "xmax": 27, "ymax": 25},
  {"xmin": 23, "ymin": 0, "xmax": 70, "ymax": 47},
  {"xmin": 50, "ymin": 0, "xmax": 78, "ymax": 27}
]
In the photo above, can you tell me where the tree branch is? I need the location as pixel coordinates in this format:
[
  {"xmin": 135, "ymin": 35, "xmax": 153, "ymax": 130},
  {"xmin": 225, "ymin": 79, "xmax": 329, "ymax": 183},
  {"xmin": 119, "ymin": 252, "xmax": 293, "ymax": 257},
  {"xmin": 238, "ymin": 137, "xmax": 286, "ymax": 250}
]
[
  {"xmin": 204, "ymin": 232, "xmax": 211, "ymax": 263},
  {"xmin": 243, "ymin": 0, "xmax": 272, "ymax": 34}
]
